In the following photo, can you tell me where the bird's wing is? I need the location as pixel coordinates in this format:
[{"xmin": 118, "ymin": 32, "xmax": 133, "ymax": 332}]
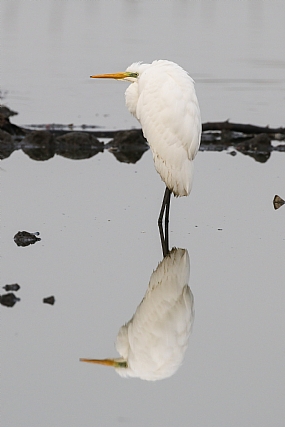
[{"xmin": 135, "ymin": 66, "xmax": 201, "ymax": 195}]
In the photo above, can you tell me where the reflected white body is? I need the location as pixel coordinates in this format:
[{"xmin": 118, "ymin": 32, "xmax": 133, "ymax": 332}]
[
  {"xmin": 115, "ymin": 248, "xmax": 194, "ymax": 380},
  {"xmin": 125, "ymin": 60, "xmax": 201, "ymax": 196}
]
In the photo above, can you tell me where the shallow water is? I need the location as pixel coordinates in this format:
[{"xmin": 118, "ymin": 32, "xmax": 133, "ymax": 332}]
[
  {"xmin": 2, "ymin": 148, "xmax": 285, "ymax": 426},
  {"xmin": 2, "ymin": 0, "xmax": 285, "ymax": 128},
  {"xmin": 1, "ymin": 1, "xmax": 285, "ymax": 427}
]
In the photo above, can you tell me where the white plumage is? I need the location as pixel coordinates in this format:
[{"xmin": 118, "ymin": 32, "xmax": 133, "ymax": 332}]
[
  {"xmin": 90, "ymin": 60, "xmax": 201, "ymax": 205},
  {"xmin": 80, "ymin": 248, "xmax": 194, "ymax": 381},
  {"xmin": 125, "ymin": 60, "xmax": 201, "ymax": 196}
]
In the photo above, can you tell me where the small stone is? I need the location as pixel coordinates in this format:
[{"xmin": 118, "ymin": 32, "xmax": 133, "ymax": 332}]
[
  {"xmin": 14, "ymin": 231, "xmax": 41, "ymax": 247},
  {"xmin": 273, "ymin": 195, "xmax": 285, "ymax": 210},
  {"xmin": 3, "ymin": 283, "xmax": 20, "ymax": 292},
  {"xmin": 43, "ymin": 296, "xmax": 55, "ymax": 305},
  {"xmin": 0, "ymin": 293, "xmax": 20, "ymax": 307}
]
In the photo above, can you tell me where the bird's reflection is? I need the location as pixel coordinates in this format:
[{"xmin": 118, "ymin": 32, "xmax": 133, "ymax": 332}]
[{"xmin": 80, "ymin": 247, "xmax": 194, "ymax": 380}]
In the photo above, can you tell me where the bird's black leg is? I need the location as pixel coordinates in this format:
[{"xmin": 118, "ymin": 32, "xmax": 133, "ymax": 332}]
[
  {"xmin": 158, "ymin": 187, "xmax": 172, "ymax": 257},
  {"xmin": 158, "ymin": 187, "xmax": 171, "ymax": 225},
  {"xmin": 164, "ymin": 189, "xmax": 171, "ymax": 253}
]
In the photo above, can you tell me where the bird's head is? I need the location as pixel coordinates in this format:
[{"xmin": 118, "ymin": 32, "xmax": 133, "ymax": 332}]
[{"xmin": 90, "ymin": 62, "xmax": 152, "ymax": 83}]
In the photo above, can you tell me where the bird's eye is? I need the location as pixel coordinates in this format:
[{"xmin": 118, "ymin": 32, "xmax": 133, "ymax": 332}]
[{"xmin": 129, "ymin": 72, "xmax": 139, "ymax": 78}]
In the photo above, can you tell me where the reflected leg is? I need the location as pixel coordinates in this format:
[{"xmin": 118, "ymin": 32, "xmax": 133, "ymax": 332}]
[
  {"xmin": 158, "ymin": 187, "xmax": 171, "ymax": 257},
  {"xmin": 159, "ymin": 220, "xmax": 169, "ymax": 257}
]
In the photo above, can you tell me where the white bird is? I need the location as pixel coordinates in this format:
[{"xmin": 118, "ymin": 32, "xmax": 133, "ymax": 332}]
[
  {"xmin": 80, "ymin": 248, "xmax": 194, "ymax": 381},
  {"xmin": 90, "ymin": 60, "xmax": 201, "ymax": 224}
]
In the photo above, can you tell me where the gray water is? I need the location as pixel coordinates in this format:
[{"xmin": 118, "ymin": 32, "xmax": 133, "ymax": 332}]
[{"xmin": 1, "ymin": 1, "xmax": 285, "ymax": 427}]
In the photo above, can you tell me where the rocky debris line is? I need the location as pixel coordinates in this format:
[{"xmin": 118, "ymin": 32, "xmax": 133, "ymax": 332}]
[{"xmin": 0, "ymin": 106, "xmax": 284, "ymax": 163}]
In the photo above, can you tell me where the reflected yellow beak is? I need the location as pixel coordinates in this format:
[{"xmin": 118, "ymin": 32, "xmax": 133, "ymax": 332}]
[
  {"xmin": 80, "ymin": 358, "xmax": 116, "ymax": 366},
  {"xmin": 80, "ymin": 357, "xmax": 128, "ymax": 368},
  {"xmin": 90, "ymin": 72, "xmax": 129, "ymax": 80}
]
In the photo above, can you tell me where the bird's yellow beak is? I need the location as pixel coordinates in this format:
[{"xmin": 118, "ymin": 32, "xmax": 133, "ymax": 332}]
[
  {"xmin": 90, "ymin": 72, "xmax": 129, "ymax": 80},
  {"xmin": 80, "ymin": 358, "xmax": 127, "ymax": 368}
]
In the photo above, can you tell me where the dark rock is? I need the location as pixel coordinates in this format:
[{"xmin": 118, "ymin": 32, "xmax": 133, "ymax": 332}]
[
  {"xmin": 0, "ymin": 106, "xmax": 26, "ymax": 136},
  {"xmin": 21, "ymin": 130, "xmax": 56, "ymax": 160},
  {"xmin": 3, "ymin": 283, "xmax": 20, "ymax": 292},
  {"xmin": 107, "ymin": 129, "xmax": 149, "ymax": 163},
  {"xmin": 14, "ymin": 231, "xmax": 41, "ymax": 247},
  {"xmin": 56, "ymin": 132, "xmax": 104, "ymax": 159},
  {"xmin": 273, "ymin": 195, "xmax": 285, "ymax": 210},
  {"xmin": 235, "ymin": 133, "xmax": 272, "ymax": 163},
  {"xmin": 0, "ymin": 293, "xmax": 20, "ymax": 307},
  {"xmin": 228, "ymin": 150, "xmax": 237, "ymax": 156},
  {"xmin": 43, "ymin": 296, "xmax": 55, "ymax": 305},
  {"xmin": 0, "ymin": 106, "xmax": 18, "ymax": 118},
  {"xmin": 0, "ymin": 129, "xmax": 14, "ymax": 159}
]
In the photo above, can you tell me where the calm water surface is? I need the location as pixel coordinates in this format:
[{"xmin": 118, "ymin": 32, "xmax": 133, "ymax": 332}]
[{"xmin": 1, "ymin": 1, "xmax": 285, "ymax": 427}]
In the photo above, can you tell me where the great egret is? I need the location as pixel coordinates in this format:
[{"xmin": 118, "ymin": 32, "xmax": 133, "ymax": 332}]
[
  {"xmin": 80, "ymin": 248, "xmax": 194, "ymax": 380},
  {"xmin": 90, "ymin": 60, "xmax": 201, "ymax": 224}
]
